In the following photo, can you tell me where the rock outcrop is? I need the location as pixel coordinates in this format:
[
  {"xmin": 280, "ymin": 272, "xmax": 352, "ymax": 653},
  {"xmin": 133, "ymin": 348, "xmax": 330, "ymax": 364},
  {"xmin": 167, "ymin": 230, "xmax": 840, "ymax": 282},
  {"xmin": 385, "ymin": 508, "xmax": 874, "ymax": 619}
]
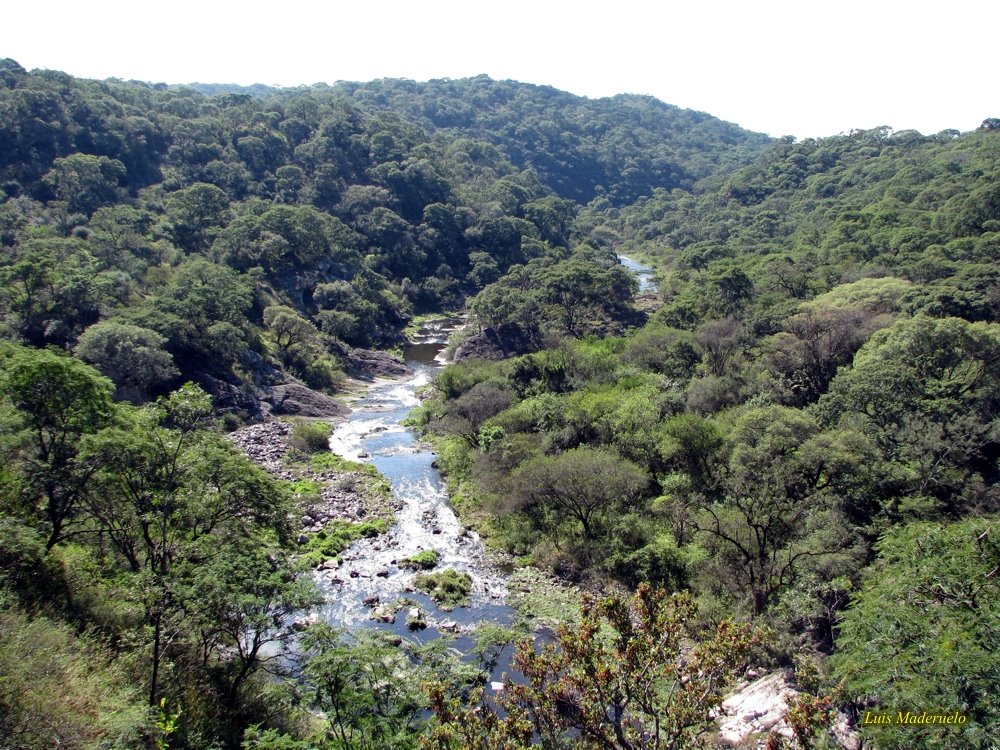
[
  {"xmin": 716, "ymin": 671, "xmax": 860, "ymax": 749},
  {"xmin": 266, "ymin": 382, "xmax": 348, "ymax": 418},
  {"xmin": 196, "ymin": 373, "xmax": 270, "ymax": 421},
  {"xmin": 198, "ymin": 351, "xmax": 347, "ymax": 420},
  {"xmin": 452, "ymin": 322, "xmax": 535, "ymax": 361},
  {"xmin": 227, "ymin": 420, "xmax": 395, "ymax": 528},
  {"xmin": 717, "ymin": 672, "xmax": 797, "ymax": 745},
  {"xmin": 346, "ymin": 348, "xmax": 411, "ymax": 379}
]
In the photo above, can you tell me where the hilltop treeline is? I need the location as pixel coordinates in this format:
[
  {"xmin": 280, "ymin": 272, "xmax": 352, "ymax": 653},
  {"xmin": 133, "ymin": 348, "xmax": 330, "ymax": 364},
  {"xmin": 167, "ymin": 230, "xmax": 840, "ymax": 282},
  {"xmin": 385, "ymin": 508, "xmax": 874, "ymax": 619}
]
[
  {"xmin": 0, "ymin": 59, "xmax": 772, "ymax": 749},
  {"xmin": 0, "ymin": 58, "xmax": 767, "ymax": 407}
]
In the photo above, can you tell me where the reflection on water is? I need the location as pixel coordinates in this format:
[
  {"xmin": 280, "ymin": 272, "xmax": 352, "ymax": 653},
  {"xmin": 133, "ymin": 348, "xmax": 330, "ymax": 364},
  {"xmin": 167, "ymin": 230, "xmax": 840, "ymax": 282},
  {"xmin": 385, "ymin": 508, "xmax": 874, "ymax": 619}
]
[{"xmin": 618, "ymin": 254, "xmax": 658, "ymax": 293}]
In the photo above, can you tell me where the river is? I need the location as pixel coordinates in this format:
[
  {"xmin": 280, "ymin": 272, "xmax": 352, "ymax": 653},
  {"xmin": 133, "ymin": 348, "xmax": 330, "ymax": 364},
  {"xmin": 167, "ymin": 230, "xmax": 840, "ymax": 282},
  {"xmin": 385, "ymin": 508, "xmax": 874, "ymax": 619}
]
[
  {"xmin": 315, "ymin": 253, "xmax": 655, "ymax": 648},
  {"xmin": 316, "ymin": 316, "xmax": 516, "ymax": 650},
  {"xmin": 618, "ymin": 253, "xmax": 658, "ymax": 293}
]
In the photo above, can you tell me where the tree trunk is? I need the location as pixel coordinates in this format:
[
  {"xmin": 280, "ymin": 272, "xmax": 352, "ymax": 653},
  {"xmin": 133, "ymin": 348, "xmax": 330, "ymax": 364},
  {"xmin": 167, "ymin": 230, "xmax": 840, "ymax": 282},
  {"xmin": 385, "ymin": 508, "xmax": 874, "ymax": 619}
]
[{"xmin": 149, "ymin": 608, "xmax": 162, "ymax": 706}]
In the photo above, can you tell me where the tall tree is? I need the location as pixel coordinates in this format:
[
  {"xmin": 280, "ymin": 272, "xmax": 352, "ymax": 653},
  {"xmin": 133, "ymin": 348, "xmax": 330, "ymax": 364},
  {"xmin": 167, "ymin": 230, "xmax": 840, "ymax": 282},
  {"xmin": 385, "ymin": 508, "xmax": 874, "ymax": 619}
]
[
  {"xmin": 508, "ymin": 446, "xmax": 648, "ymax": 543},
  {"xmin": 81, "ymin": 384, "xmax": 213, "ymax": 705},
  {"xmin": 0, "ymin": 345, "xmax": 113, "ymax": 549}
]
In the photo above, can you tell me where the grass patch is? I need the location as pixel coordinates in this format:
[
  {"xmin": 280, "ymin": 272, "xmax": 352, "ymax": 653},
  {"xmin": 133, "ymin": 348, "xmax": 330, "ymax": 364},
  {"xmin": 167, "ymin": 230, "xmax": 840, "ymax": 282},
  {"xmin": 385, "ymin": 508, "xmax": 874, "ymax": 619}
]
[
  {"xmin": 0, "ymin": 604, "xmax": 151, "ymax": 746},
  {"xmin": 400, "ymin": 549, "xmax": 439, "ymax": 570},
  {"xmin": 413, "ymin": 568, "xmax": 472, "ymax": 610},
  {"xmin": 310, "ymin": 451, "xmax": 377, "ymax": 475},
  {"xmin": 286, "ymin": 477, "xmax": 322, "ymax": 496},
  {"xmin": 297, "ymin": 519, "xmax": 390, "ymax": 569},
  {"xmin": 506, "ymin": 567, "xmax": 582, "ymax": 629}
]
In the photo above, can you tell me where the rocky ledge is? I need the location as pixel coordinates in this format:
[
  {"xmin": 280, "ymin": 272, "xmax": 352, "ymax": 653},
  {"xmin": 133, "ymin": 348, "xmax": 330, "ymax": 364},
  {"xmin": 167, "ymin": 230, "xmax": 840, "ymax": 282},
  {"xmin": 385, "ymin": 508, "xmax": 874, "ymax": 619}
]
[
  {"xmin": 345, "ymin": 348, "xmax": 411, "ymax": 380},
  {"xmin": 198, "ymin": 368, "xmax": 347, "ymax": 421},
  {"xmin": 452, "ymin": 322, "xmax": 536, "ymax": 362},
  {"xmin": 267, "ymin": 383, "xmax": 348, "ymax": 419}
]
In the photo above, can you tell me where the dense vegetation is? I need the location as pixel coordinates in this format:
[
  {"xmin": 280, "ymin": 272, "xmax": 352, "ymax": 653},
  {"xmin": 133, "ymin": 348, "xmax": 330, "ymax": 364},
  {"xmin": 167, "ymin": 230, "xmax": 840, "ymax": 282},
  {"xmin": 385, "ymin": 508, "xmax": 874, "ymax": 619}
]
[
  {"xmin": 0, "ymin": 58, "xmax": 767, "ymax": 406},
  {"xmin": 419, "ymin": 122, "xmax": 1000, "ymax": 747},
  {"xmin": 2, "ymin": 55, "xmax": 998, "ymax": 748}
]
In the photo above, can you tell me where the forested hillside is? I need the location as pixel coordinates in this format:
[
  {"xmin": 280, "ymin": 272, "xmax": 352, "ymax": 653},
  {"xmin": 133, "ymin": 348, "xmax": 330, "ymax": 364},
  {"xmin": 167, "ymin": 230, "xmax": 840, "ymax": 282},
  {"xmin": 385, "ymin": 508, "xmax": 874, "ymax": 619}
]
[
  {"xmin": 1, "ymin": 55, "xmax": 998, "ymax": 749},
  {"xmin": 0, "ymin": 58, "xmax": 768, "ymax": 410},
  {"xmin": 421, "ymin": 123, "xmax": 1000, "ymax": 747}
]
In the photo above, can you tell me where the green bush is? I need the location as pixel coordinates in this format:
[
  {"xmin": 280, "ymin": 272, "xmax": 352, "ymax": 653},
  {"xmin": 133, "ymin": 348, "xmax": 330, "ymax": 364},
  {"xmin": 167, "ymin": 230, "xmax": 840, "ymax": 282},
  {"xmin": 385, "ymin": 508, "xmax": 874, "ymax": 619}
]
[
  {"xmin": 400, "ymin": 549, "xmax": 440, "ymax": 570},
  {"xmin": 413, "ymin": 568, "xmax": 472, "ymax": 610},
  {"xmin": 299, "ymin": 353, "xmax": 345, "ymax": 393},
  {"xmin": 297, "ymin": 519, "xmax": 389, "ymax": 568},
  {"xmin": 288, "ymin": 420, "xmax": 333, "ymax": 454}
]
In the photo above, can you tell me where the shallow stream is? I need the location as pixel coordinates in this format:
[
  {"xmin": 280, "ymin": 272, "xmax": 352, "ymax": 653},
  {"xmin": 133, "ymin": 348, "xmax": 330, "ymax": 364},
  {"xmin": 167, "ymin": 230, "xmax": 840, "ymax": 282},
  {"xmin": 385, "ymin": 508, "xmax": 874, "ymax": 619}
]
[
  {"xmin": 618, "ymin": 253, "xmax": 658, "ymax": 293},
  {"xmin": 316, "ymin": 317, "xmax": 516, "ymax": 652},
  {"xmin": 315, "ymin": 253, "xmax": 654, "ymax": 653}
]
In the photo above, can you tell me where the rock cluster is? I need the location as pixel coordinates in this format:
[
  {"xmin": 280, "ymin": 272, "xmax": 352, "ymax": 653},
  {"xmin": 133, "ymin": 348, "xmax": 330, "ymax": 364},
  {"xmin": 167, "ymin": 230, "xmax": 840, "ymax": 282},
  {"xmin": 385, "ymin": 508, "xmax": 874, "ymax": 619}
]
[
  {"xmin": 227, "ymin": 422, "xmax": 292, "ymax": 475},
  {"xmin": 300, "ymin": 474, "xmax": 384, "ymax": 531},
  {"xmin": 227, "ymin": 421, "xmax": 393, "ymax": 532}
]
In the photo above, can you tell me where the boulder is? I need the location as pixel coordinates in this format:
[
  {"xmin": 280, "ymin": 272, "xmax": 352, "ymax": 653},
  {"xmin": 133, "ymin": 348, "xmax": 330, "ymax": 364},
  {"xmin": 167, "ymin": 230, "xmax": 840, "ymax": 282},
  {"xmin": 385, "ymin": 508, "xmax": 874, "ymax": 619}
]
[
  {"xmin": 406, "ymin": 607, "xmax": 427, "ymax": 631},
  {"xmin": 346, "ymin": 348, "xmax": 411, "ymax": 380},
  {"xmin": 717, "ymin": 672, "xmax": 795, "ymax": 744},
  {"xmin": 453, "ymin": 323, "xmax": 535, "ymax": 362},
  {"xmin": 266, "ymin": 383, "xmax": 348, "ymax": 418}
]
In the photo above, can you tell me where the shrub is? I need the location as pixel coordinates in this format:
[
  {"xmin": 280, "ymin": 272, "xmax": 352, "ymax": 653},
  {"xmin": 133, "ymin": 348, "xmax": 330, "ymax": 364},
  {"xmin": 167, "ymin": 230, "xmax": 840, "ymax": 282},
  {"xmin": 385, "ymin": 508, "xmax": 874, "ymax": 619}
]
[
  {"xmin": 288, "ymin": 420, "xmax": 333, "ymax": 454},
  {"xmin": 413, "ymin": 569, "xmax": 472, "ymax": 610},
  {"xmin": 400, "ymin": 549, "xmax": 440, "ymax": 570}
]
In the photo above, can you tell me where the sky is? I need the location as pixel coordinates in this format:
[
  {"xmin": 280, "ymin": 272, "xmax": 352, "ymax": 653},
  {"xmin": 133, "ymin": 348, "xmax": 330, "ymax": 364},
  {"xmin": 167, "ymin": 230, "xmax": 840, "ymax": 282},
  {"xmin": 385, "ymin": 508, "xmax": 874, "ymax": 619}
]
[{"xmin": 3, "ymin": 0, "xmax": 998, "ymax": 139}]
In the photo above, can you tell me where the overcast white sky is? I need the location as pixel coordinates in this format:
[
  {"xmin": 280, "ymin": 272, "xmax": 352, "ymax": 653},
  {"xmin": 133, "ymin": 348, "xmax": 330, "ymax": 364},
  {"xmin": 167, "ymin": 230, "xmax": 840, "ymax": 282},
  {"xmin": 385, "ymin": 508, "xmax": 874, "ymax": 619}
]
[{"xmin": 4, "ymin": 0, "xmax": 997, "ymax": 139}]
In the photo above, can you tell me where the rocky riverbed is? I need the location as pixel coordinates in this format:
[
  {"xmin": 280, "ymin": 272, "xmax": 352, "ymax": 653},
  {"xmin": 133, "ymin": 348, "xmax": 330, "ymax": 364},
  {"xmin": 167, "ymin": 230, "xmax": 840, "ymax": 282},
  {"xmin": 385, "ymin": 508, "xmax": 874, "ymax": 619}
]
[
  {"xmin": 227, "ymin": 421, "xmax": 292, "ymax": 476},
  {"xmin": 224, "ymin": 317, "xmax": 525, "ymax": 643},
  {"xmin": 227, "ymin": 419, "xmax": 397, "ymax": 536},
  {"xmin": 313, "ymin": 364, "xmax": 518, "ymax": 636}
]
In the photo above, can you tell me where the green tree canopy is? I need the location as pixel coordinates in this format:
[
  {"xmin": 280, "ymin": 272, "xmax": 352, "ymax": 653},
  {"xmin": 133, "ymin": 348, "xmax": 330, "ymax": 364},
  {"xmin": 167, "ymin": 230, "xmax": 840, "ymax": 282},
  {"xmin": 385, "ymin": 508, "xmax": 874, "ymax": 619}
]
[
  {"xmin": 833, "ymin": 516, "xmax": 1000, "ymax": 749},
  {"xmin": 508, "ymin": 446, "xmax": 648, "ymax": 543},
  {"xmin": 75, "ymin": 321, "xmax": 179, "ymax": 400},
  {"xmin": 0, "ymin": 344, "xmax": 113, "ymax": 548}
]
